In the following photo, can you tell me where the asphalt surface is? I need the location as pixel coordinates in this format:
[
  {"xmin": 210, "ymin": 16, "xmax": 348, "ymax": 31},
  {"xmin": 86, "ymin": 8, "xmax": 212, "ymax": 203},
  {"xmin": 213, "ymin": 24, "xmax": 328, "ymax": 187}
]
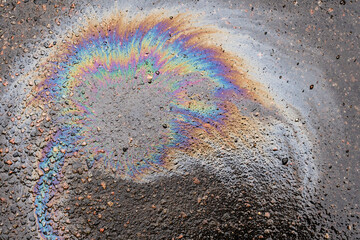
[{"xmin": 0, "ymin": 0, "xmax": 359, "ymax": 239}]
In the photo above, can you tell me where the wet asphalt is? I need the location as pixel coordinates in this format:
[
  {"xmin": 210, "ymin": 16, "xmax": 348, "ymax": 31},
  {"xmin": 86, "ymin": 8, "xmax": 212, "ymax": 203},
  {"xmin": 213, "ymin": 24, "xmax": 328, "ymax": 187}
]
[{"xmin": 0, "ymin": 0, "xmax": 359, "ymax": 239}]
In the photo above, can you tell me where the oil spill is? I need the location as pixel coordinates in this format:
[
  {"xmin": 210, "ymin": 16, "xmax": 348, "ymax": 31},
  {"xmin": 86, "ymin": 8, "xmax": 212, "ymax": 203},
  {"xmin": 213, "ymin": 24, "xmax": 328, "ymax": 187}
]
[{"xmin": 0, "ymin": 0, "xmax": 358, "ymax": 240}]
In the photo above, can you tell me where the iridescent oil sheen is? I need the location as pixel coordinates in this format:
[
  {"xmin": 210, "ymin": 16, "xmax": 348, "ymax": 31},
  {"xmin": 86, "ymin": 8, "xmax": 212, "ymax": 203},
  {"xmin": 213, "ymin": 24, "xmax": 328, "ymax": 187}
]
[{"xmin": 29, "ymin": 12, "xmax": 260, "ymax": 239}]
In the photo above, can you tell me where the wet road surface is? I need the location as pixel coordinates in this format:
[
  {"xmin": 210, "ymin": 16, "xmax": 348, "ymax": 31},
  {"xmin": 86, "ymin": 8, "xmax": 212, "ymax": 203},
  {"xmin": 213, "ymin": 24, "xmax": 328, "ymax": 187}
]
[{"xmin": 0, "ymin": 0, "xmax": 359, "ymax": 239}]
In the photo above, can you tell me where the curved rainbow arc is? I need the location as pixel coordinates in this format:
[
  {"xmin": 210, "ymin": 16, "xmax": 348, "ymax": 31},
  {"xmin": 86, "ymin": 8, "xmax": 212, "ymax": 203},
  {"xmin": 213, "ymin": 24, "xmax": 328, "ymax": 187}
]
[{"xmin": 28, "ymin": 12, "xmax": 261, "ymax": 239}]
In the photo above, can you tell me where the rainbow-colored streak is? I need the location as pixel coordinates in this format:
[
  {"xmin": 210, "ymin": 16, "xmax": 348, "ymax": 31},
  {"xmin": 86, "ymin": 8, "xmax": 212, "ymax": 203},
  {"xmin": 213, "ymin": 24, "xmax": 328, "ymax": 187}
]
[{"xmin": 29, "ymin": 12, "xmax": 260, "ymax": 239}]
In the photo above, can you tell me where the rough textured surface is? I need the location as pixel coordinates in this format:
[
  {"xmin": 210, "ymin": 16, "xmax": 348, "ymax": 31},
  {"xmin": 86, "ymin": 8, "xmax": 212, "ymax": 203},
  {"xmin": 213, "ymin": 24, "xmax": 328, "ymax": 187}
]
[{"xmin": 0, "ymin": 0, "xmax": 359, "ymax": 239}]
